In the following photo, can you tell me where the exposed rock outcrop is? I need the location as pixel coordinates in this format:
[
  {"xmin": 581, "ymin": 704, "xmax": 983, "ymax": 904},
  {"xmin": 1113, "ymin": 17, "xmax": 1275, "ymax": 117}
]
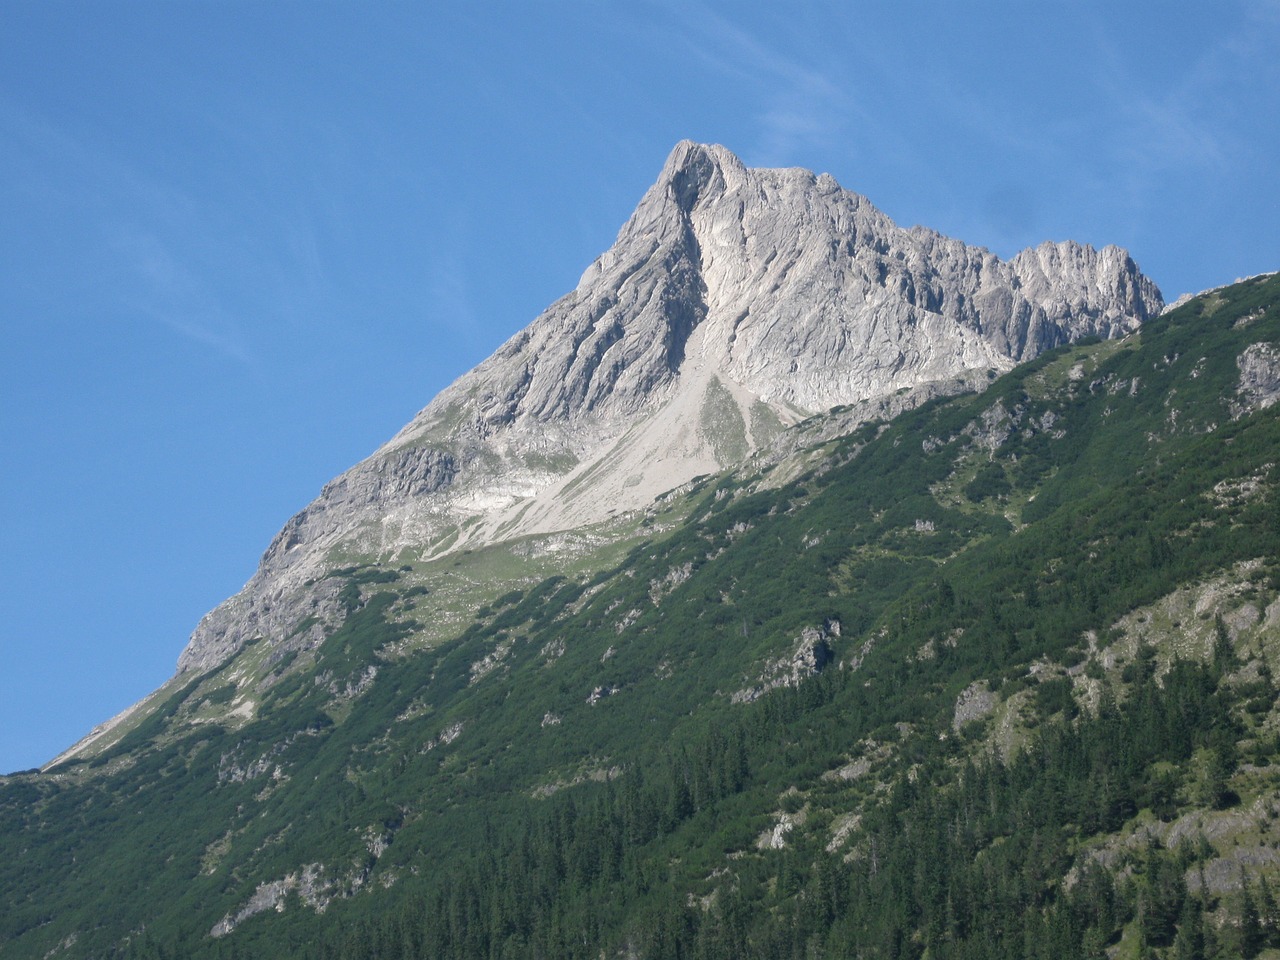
[
  {"xmin": 733, "ymin": 622, "xmax": 839, "ymax": 704},
  {"xmin": 953, "ymin": 680, "xmax": 998, "ymax": 731},
  {"xmin": 1235, "ymin": 342, "xmax": 1280, "ymax": 416},
  {"xmin": 177, "ymin": 142, "xmax": 1162, "ymax": 674}
]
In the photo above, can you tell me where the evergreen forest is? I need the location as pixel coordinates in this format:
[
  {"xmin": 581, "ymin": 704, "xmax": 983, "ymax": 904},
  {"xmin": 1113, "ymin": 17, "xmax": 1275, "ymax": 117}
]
[{"xmin": 3, "ymin": 274, "xmax": 1280, "ymax": 959}]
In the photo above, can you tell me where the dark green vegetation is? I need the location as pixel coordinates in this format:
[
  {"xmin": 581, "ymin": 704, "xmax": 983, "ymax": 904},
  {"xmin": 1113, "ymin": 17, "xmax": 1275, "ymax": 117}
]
[{"xmin": 3, "ymin": 275, "xmax": 1280, "ymax": 959}]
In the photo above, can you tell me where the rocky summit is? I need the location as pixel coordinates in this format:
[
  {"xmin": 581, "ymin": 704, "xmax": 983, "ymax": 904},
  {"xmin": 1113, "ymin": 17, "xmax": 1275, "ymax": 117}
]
[{"xmin": 172, "ymin": 141, "xmax": 1161, "ymax": 680}]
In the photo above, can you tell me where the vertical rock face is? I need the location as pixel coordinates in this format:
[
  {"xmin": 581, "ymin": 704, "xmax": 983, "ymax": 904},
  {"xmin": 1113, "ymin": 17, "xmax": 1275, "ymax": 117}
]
[{"xmin": 176, "ymin": 141, "xmax": 1162, "ymax": 674}]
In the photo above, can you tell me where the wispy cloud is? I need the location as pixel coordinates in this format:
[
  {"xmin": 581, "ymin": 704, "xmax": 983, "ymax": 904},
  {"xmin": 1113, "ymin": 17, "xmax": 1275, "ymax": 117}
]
[
  {"xmin": 1093, "ymin": 41, "xmax": 1227, "ymax": 175},
  {"xmin": 1087, "ymin": 7, "xmax": 1277, "ymax": 213},
  {"xmin": 1, "ymin": 97, "xmax": 262, "ymax": 371},
  {"xmin": 110, "ymin": 227, "xmax": 257, "ymax": 369},
  {"xmin": 1246, "ymin": 0, "xmax": 1280, "ymax": 24},
  {"xmin": 423, "ymin": 255, "xmax": 478, "ymax": 339},
  {"xmin": 664, "ymin": 5, "xmax": 862, "ymax": 166},
  {"xmin": 0, "ymin": 97, "xmax": 200, "ymax": 231}
]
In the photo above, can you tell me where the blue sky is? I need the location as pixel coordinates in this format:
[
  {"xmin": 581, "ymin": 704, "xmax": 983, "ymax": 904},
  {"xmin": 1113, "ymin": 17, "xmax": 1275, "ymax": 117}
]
[{"xmin": 2, "ymin": 1, "xmax": 1277, "ymax": 773}]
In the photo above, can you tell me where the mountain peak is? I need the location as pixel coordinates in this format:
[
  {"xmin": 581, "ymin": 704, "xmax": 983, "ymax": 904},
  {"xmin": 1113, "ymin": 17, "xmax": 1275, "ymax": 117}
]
[
  {"xmin": 167, "ymin": 144, "xmax": 1161, "ymax": 677},
  {"xmin": 658, "ymin": 141, "xmax": 742, "ymax": 211}
]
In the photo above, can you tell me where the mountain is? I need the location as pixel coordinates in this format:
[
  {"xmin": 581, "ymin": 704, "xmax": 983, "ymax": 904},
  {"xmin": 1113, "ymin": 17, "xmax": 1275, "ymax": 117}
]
[
  {"xmin": 9, "ymin": 148, "xmax": 1280, "ymax": 960},
  {"xmin": 165, "ymin": 141, "xmax": 1160, "ymax": 681}
]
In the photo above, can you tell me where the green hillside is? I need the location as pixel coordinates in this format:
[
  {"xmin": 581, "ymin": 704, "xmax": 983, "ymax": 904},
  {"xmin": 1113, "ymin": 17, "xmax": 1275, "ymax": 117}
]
[{"xmin": 3, "ymin": 273, "xmax": 1279, "ymax": 959}]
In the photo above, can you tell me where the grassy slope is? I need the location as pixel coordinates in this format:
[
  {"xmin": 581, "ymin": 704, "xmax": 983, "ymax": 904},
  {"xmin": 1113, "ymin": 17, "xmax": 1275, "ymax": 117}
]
[{"xmin": 1, "ymin": 274, "xmax": 1278, "ymax": 959}]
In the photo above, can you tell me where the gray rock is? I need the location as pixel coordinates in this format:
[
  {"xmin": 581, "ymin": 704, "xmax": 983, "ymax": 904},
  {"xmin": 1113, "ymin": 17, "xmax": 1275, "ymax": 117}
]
[
  {"xmin": 953, "ymin": 680, "xmax": 998, "ymax": 731},
  {"xmin": 1235, "ymin": 341, "xmax": 1280, "ymax": 416},
  {"xmin": 177, "ymin": 141, "xmax": 1162, "ymax": 675},
  {"xmin": 732, "ymin": 623, "xmax": 837, "ymax": 704}
]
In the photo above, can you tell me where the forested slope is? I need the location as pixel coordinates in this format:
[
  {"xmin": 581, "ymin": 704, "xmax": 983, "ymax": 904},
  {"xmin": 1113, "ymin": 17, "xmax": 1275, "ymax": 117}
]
[{"xmin": 2, "ymin": 273, "xmax": 1279, "ymax": 959}]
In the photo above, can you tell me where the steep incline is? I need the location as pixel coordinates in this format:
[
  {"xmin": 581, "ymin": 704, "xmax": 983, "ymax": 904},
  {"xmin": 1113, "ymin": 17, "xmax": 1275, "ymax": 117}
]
[
  {"xmin": 11, "ymin": 276, "xmax": 1279, "ymax": 960},
  {"xmin": 178, "ymin": 141, "xmax": 1161, "ymax": 673}
]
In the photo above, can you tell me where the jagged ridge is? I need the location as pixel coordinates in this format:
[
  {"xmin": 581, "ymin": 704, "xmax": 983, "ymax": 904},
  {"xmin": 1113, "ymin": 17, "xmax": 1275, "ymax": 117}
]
[{"xmin": 176, "ymin": 141, "xmax": 1161, "ymax": 675}]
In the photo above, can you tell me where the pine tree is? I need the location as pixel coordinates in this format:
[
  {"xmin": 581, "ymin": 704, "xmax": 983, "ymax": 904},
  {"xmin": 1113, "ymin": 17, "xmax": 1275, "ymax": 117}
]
[
  {"xmin": 1080, "ymin": 925, "xmax": 1108, "ymax": 960},
  {"xmin": 1240, "ymin": 879, "xmax": 1264, "ymax": 960},
  {"xmin": 1260, "ymin": 875, "xmax": 1280, "ymax": 948},
  {"xmin": 1171, "ymin": 897, "xmax": 1205, "ymax": 960}
]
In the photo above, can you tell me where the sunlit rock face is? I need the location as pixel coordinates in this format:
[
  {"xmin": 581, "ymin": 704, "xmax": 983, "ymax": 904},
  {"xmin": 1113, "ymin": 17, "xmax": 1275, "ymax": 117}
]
[{"xmin": 177, "ymin": 141, "xmax": 1162, "ymax": 674}]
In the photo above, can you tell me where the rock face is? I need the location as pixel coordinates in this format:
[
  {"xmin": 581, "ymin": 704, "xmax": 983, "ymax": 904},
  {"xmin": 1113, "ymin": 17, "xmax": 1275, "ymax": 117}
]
[
  {"xmin": 732, "ymin": 622, "xmax": 839, "ymax": 704},
  {"xmin": 1236, "ymin": 342, "xmax": 1280, "ymax": 416},
  {"xmin": 177, "ymin": 141, "xmax": 1162, "ymax": 674}
]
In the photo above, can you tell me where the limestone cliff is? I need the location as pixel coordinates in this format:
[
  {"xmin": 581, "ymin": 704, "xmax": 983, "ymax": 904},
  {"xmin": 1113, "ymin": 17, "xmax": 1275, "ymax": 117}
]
[{"xmin": 177, "ymin": 141, "xmax": 1162, "ymax": 673}]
